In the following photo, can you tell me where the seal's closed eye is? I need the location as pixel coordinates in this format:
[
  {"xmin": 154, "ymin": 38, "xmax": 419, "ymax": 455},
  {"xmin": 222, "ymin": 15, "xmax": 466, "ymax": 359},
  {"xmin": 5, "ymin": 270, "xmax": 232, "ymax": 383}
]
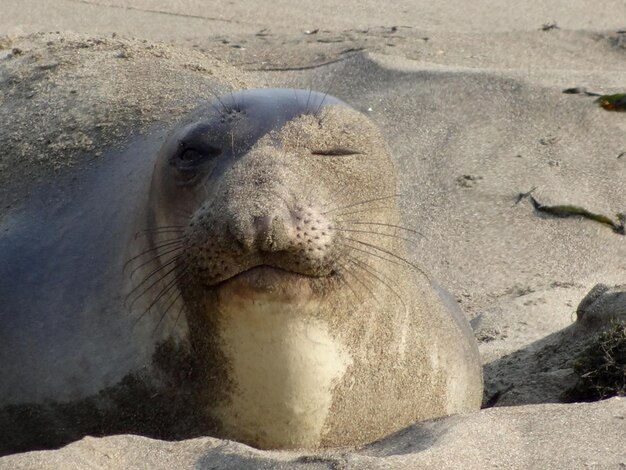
[{"xmin": 310, "ymin": 147, "xmax": 363, "ymax": 156}]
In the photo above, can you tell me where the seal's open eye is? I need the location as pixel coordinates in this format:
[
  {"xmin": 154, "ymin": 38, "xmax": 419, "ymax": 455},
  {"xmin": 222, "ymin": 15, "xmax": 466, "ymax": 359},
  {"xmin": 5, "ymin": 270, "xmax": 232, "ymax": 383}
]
[
  {"xmin": 174, "ymin": 143, "xmax": 222, "ymax": 168},
  {"xmin": 170, "ymin": 141, "xmax": 222, "ymax": 184},
  {"xmin": 179, "ymin": 148, "xmax": 204, "ymax": 163}
]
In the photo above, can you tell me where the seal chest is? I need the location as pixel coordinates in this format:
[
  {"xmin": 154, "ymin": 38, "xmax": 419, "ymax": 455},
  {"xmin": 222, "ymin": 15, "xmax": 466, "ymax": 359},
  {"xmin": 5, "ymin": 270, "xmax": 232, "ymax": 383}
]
[{"xmin": 216, "ymin": 292, "xmax": 352, "ymax": 448}]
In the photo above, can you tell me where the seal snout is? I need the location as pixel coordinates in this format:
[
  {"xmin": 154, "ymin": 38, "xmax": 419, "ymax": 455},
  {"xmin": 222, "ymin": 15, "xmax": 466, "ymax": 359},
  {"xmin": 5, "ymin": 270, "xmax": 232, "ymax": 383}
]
[
  {"xmin": 227, "ymin": 204, "xmax": 337, "ymax": 275},
  {"xmin": 181, "ymin": 199, "xmax": 338, "ymax": 289}
]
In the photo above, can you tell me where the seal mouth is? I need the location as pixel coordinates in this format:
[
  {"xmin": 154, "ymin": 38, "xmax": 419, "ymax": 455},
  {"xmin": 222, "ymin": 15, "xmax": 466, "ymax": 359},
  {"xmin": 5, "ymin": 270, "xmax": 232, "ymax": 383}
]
[
  {"xmin": 214, "ymin": 265, "xmax": 335, "ymax": 297},
  {"xmin": 219, "ymin": 265, "xmax": 325, "ymax": 284}
]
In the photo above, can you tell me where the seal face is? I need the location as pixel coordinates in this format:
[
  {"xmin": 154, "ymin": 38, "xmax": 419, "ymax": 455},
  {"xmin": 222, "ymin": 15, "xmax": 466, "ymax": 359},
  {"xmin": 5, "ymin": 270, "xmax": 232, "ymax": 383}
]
[{"xmin": 133, "ymin": 88, "xmax": 483, "ymax": 448}]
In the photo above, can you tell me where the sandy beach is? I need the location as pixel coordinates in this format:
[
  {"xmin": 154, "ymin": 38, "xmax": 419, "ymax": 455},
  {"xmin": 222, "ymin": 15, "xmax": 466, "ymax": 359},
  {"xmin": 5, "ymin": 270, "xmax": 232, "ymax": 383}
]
[{"xmin": 0, "ymin": 1, "xmax": 625, "ymax": 468}]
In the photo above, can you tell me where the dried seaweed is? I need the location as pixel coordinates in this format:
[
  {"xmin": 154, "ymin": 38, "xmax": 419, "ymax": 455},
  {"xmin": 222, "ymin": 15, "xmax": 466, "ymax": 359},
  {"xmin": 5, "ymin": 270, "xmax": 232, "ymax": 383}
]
[
  {"xmin": 528, "ymin": 195, "xmax": 625, "ymax": 235},
  {"xmin": 596, "ymin": 93, "xmax": 626, "ymax": 111}
]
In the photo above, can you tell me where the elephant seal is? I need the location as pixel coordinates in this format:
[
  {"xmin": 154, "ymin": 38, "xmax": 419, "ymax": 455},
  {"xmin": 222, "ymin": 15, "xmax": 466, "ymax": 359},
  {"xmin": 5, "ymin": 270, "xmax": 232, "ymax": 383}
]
[
  {"xmin": 135, "ymin": 88, "xmax": 483, "ymax": 447},
  {"xmin": 0, "ymin": 88, "xmax": 482, "ymax": 453}
]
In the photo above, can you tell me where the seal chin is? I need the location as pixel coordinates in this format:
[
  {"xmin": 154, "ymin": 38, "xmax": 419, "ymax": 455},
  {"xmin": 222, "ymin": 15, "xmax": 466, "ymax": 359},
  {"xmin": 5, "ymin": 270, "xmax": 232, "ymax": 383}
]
[{"xmin": 215, "ymin": 265, "xmax": 327, "ymax": 301}]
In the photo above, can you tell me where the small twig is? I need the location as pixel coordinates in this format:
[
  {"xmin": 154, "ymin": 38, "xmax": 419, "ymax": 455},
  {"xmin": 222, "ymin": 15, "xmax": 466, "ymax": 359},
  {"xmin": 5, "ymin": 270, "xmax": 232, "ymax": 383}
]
[
  {"xmin": 541, "ymin": 21, "xmax": 560, "ymax": 31},
  {"xmin": 562, "ymin": 86, "xmax": 602, "ymax": 97},
  {"xmin": 514, "ymin": 187, "xmax": 536, "ymax": 205}
]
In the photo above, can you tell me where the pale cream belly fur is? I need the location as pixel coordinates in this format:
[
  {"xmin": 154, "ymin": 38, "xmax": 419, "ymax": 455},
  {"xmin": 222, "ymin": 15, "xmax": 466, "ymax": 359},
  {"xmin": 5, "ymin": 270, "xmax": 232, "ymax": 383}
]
[{"xmin": 215, "ymin": 297, "xmax": 352, "ymax": 448}]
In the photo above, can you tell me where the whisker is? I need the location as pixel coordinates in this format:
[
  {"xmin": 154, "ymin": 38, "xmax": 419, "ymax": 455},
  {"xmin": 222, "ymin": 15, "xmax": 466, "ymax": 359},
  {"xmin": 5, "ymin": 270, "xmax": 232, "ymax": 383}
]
[
  {"xmin": 305, "ymin": 185, "xmax": 318, "ymax": 211},
  {"xmin": 153, "ymin": 287, "xmax": 184, "ymax": 335},
  {"xmin": 268, "ymin": 182, "xmax": 299, "ymax": 210},
  {"xmin": 202, "ymin": 88, "xmax": 230, "ymax": 117},
  {"xmin": 170, "ymin": 294, "xmax": 189, "ymax": 335},
  {"xmin": 135, "ymin": 229, "xmax": 185, "ymax": 240},
  {"xmin": 132, "ymin": 268, "xmax": 187, "ymax": 330},
  {"xmin": 342, "ymin": 240, "xmax": 406, "ymax": 269},
  {"xmin": 126, "ymin": 254, "xmax": 181, "ymax": 303},
  {"xmin": 331, "ymin": 206, "xmax": 396, "ymax": 218},
  {"xmin": 315, "ymin": 105, "xmax": 329, "ymax": 127},
  {"xmin": 135, "ymin": 225, "xmax": 186, "ymax": 233},
  {"xmin": 315, "ymin": 76, "xmax": 336, "ymax": 118},
  {"xmin": 323, "ymin": 194, "xmax": 401, "ymax": 215},
  {"xmin": 344, "ymin": 237, "xmax": 427, "ymax": 277},
  {"xmin": 334, "ymin": 227, "xmax": 419, "ymax": 246},
  {"xmin": 206, "ymin": 88, "xmax": 232, "ymax": 115},
  {"xmin": 129, "ymin": 246, "xmax": 182, "ymax": 278},
  {"xmin": 334, "ymin": 269, "xmax": 361, "ymax": 303},
  {"xmin": 172, "ymin": 207, "xmax": 193, "ymax": 219},
  {"xmin": 336, "ymin": 261, "xmax": 381, "ymax": 307},
  {"xmin": 337, "ymin": 221, "xmax": 423, "ymax": 238},
  {"xmin": 323, "ymin": 184, "xmax": 353, "ymax": 212},
  {"xmin": 123, "ymin": 239, "xmax": 184, "ymax": 271},
  {"xmin": 145, "ymin": 268, "xmax": 185, "ymax": 314},
  {"xmin": 229, "ymin": 90, "xmax": 239, "ymax": 113},
  {"xmin": 306, "ymin": 88, "xmax": 313, "ymax": 112},
  {"xmin": 126, "ymin": 263, "xmax": 180, "ymax": 309},
  {"xmin": 239, "ymin": 91, "xmax": 246, "ymax": 114},
  {"xmin": 345, "ymin": 254, "xmax": 407, "ymax": 312},
  {"xmin": 207, "ymin": 100, "xmax": 226, "ymax": 118}
]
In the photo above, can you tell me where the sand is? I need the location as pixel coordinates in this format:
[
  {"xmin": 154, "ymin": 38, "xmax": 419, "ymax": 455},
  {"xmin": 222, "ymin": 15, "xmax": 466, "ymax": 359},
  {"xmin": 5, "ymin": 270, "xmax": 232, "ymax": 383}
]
[{"xmin": 0, "ymin": 1, "xmax": 625, "ymax": 468}]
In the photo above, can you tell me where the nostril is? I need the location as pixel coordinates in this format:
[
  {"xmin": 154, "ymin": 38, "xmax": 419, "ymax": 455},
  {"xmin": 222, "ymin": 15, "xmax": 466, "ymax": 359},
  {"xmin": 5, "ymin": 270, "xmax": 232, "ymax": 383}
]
[
  {"xmin": 253, "ymin": 213, "xmax": 290, "ymax": 252},
  {"xmin": 230, "ymin": 215, "xmax": 283, "ymax": 253},
  {"xmin": 254, "ymin": 215, "xmax": 277, "ymax": 252},
  {"xmin": 228, "ymin": 221, "xmax": 255, "ymax": 252},
  {"xmin": 253, "ymin": 215, "xmax": 273, "ymax": 237},
  {"xmin": 233, "ymin": 236, "xmax": 247, "ymax": 251}
]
